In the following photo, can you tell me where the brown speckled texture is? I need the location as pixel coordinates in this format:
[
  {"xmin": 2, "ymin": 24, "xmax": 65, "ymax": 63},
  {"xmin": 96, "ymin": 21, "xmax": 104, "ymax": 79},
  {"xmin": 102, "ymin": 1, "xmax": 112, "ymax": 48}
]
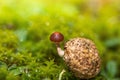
[{"xmin": 63, "ymin": 38, "xmax": 101, "ymax": 79}]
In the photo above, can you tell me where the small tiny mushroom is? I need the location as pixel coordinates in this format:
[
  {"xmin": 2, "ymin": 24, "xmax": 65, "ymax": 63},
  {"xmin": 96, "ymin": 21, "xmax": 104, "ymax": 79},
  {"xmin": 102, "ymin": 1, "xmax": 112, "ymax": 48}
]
[
  {"xmin": 50, "ymin": 32, "xmax": 64, "ymax": 43},
  {"xmin": 50, "ymin": 32, "xmax": 101, "ymax": 79},
  {"xmin": 50, "ymin": 32, "xmax": 64, "ymax": 57}
]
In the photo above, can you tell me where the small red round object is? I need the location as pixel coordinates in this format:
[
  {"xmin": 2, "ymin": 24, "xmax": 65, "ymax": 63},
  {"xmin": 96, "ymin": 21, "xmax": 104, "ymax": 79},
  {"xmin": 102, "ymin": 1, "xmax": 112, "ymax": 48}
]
[{"xmin": 50, "ymin": 32, "xmax": 64, "ymax": 43}]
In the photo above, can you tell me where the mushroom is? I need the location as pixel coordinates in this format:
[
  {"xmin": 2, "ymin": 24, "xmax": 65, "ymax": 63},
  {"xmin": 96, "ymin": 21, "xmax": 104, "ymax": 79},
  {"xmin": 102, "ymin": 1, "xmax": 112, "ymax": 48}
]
[
  {"xmin": 50, "ymin": 32, "xmax": 64, "ymax": 43},
  {"xmin": 50, "ymin": 32, "xmax": 101, "ymax": 79},
  {"xmin": 50, "ymin": 32, "xmax": 64, "ymax": 57}
]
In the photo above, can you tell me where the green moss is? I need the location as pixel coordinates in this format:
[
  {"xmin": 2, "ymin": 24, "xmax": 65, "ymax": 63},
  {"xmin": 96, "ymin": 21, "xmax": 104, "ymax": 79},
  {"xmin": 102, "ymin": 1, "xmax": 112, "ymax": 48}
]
[{"xmin": 0, "ymin": 0, "xmax": 120, "ymax": 80}]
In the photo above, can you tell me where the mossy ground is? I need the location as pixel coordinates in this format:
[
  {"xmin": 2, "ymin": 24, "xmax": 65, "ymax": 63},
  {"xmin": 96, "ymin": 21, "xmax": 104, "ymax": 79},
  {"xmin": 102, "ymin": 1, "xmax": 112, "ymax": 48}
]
[{"xmin": 0, "ymin": 0, "xmax": 120, "ymax": 80}]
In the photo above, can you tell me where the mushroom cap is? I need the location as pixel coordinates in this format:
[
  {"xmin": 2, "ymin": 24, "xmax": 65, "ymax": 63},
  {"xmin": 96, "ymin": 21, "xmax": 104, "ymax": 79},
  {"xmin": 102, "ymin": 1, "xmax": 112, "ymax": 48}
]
[
  {"xmin": 63, "ymin": 38, "xmax": 101, "ymax": 79},
  {"xmin": 50, "ymin": 32, "xmax": 64, "ymax": 43}
]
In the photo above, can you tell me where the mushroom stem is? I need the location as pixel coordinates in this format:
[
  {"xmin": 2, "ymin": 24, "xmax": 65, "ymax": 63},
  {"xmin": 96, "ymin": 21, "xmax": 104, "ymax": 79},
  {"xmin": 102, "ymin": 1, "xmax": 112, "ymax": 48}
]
[{"xmin": 56, "ymin": 43, "xmax": 64, "ymax": 57}]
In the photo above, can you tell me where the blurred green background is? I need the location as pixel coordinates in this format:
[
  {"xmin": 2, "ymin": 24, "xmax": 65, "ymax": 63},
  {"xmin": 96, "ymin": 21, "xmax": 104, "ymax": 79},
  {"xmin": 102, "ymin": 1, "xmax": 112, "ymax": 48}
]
[{"xmin": 0, "ymin": 0, "xmax": 120, "ymax": 80}]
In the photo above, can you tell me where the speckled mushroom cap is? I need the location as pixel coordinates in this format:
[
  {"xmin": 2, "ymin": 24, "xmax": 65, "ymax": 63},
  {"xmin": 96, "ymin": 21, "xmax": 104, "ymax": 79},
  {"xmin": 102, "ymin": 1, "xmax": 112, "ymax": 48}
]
[{"xmin": 63, "ymin": 38, "xmax": 101, "ymax": 79}]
